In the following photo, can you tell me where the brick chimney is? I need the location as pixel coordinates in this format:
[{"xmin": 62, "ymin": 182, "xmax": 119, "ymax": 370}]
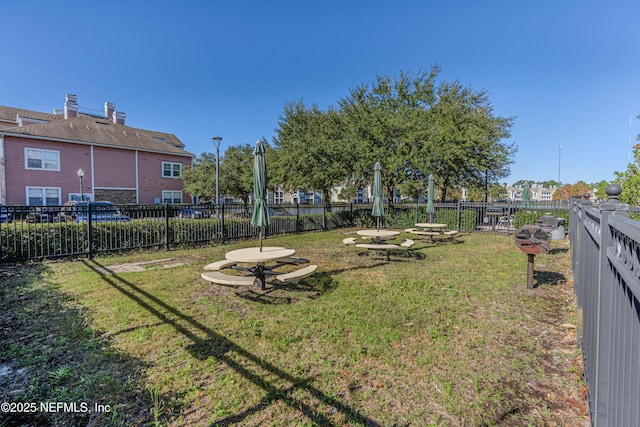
[
  {"xmin": 112, "ymin": 111, "xmax": 126, "ymax": 125},
  {"xmin": 104, "ymin": 102, "xmax": 115, "ymax": 119},
  {"xmin": 64, "ymin": 93, "xmax": 78, "ymax": 119}
]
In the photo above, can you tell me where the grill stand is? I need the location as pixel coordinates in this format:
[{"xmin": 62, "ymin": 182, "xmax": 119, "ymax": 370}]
[{"xmin": 527, "ymin": 253, "xmax": 535, "ymax": 289}]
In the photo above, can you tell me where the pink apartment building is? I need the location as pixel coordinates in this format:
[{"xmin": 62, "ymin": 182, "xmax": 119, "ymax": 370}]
[{"xmin": 0, "ymin": 94, "xmax": 193, "ymax": 205}]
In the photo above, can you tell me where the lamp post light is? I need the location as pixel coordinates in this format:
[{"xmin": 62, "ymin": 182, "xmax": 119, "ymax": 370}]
[
  {"xmin": 212, "ymin": 136, "xmax": 222, "ymax": 217},
  {"xmin": 77, "ymin": 168, "xmax": 84, "ymax": 201}
]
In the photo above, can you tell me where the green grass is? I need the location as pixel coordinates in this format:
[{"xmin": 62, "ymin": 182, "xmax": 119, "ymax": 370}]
[{"xmin": 0, "ymin": 229, "xmax": 585, "ymax": 426}]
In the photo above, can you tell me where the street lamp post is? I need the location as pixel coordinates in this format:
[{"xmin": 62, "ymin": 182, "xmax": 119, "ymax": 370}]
[
  {"xmin": 77, "ymin": 168, "xmax": 84, "ymax": 201},
  {"xmin": 212, "ymin": 136, "xmax": 222, "ymax": 218}
]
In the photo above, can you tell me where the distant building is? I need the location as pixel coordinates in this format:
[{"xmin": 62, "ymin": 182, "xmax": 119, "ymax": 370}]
[
  {"xmin": 508, "ymin": 184, "xmax": 558, "ymax": 201},
  {"xmin": 0, "ymin": 94, "xmax": 193, "ymax": 205}
]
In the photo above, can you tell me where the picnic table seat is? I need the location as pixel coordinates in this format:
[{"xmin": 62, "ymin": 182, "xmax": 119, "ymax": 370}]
[
  {"xmin": 201, "ymin": 271, "xmax": 256, "ymax": 287},
  {"xmin": 410, "ymin": 230, "xmax": 441, "ymax": 236},
  {"xmin": 356, "ymin": 243, "xmax": 402, "ymax": 260},
  {"xmin": 401, "ymin": 239, "xmax": 415, "ymax": 247},
  {"xmin": 203, "ymin": 259, "xmax": 237, "ymax": 271},
  {"xmin": 356, "ymin": 243, "xmax": 399, "ymax": 250},
  {"xmin": 404, "ymin": 228, "xmax": 418, "ymax": 232},
  {"xmin": 343, "ymin": 237, "xmax": 358, "ymax": 245},
  {"xmin": 431, "ymin": 230, "xmax": 460, "ymax": 242},
  {"xmin": 274, "ymin": 264, "xmax": 318, "ymax": 284}
]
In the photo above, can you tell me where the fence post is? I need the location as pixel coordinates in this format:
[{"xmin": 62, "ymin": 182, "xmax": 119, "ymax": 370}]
[
  {"xmin": 350, "ymin": 202, "xmax": 354, "ymax": 227},
  {"xmin": 457, "ymin": 201, "xmax": 462, "ymax": 231},
  {"xmin": 221, "ymin": 204, "xmax": 225, "ymax": 243},
  {"xmin": 87, "ymin": 202, "xmax": 93, "ymax": 260},
  {"xmin": 322, "ymin": 204, "xmax": 326, "ymax": 230},
  {"xmin": 295, "ymin": 203, "xmax": 300, "ymax": 233},
  {"xmin": 165, "ymin": 202, "xmax": 170, "ymax": 251},
  {"xmin": 592, "ymin": 185, "xmax": 628, "ymax": 426}
]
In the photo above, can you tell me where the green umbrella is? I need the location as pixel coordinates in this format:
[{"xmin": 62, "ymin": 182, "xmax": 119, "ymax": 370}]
[
  {"xmin": 251, "ymin": 140, "xmax": 270, "ymax": 251},
  {"xmin": 426, "ymin": 174, "xmax": 435, "ymax": 223},
  {"xmin": 522, "ymin": 182, "xmax": 531, "ymax": 209},
  {"xmin": 372, "ymin": 162, "xmax": 384, "ymax": 230}
]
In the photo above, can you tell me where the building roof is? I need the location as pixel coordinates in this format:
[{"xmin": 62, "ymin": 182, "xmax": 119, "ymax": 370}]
[
  {"xmin": 0, "ymin": 106, "xmax": 192, "ymax": 158},
  {"xmin": 0, "ymin": 106, "xmax": 64, "ymax": 124}
]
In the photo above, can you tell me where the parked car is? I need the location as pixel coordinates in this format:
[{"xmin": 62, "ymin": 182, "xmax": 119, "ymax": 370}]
[
  {"xmin": 26, "ymin": 207, "xmax": 60, "ymax": 223},
  {"xmin": 0, "ymin": 204, "xmax": 13, "ymax": 223},
  {"xmin": 177, "ymin": 207, "xmax": 212, "ymax": 219},
  {"xmin": 58, "ymin": 201, "xmax": 130, "ymax": 222}
]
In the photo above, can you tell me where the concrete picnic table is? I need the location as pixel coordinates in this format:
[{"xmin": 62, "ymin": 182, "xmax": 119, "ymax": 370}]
[
  {"xmin": 414, "ymin": 223, "xmax": 447, "ymax": 229},
  {"xmin": 224, "ymin": 246, "xmax": 297, "ymax": 290},
  {"xmin": 356, "ymin": 229, "xmax": 400, "ymax": 243},
  {"xmin": 225, "ymin": 246, "xmax": 296, "ymax": 263},
  {"xmin": 411, "ymin": 223, "xmax": 448, "ymax": 240}
]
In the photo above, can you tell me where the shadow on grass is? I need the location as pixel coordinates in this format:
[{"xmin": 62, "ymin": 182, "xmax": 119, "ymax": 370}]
[
  {"xmin": 548, "ymin": 247, "xmax": 569, "ymax": 255},
  {"xmin": 83, "ymin": 259, "xmax": 382, "ymax": 426},
  {"xmin": 236, "ymin": 273, "xmax": 338, "ymax": 304},
  {"xmin": 0, "ymin": 263, "xmax": 152, "ymax": 426},
  {"xmin": 213, "ymin": 260, "xmax": 391, "ymax": 305},
  {"xmin": 534, "ymin": 271, "xmax": 567, "ymax": 288}
]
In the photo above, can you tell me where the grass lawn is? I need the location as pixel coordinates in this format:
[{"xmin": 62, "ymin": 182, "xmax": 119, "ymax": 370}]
[{"xmin": 0, "ymin": 229, "xmax": 588, "ymax": 426}]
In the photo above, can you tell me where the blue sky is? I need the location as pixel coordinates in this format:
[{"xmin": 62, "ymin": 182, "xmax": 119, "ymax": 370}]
[{"xmin": 2, "ymin": 0, "xmax": 639, "ymax": 186}]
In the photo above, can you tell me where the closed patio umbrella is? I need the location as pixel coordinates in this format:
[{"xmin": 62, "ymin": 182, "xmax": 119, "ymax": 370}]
[
  {"xmin": 426, "ymin": 174, "xmax": 435, "ymax": 223},
  {"xmin": 522, "ymin": 182, "xmax": 531, "ymax": 209},
  {"xmin": 372, "ymin": 162, "xmax": 384, "ymax": 230},
  {"xmin": 251, "ymin": 140, "xmax": 270, "ymax": 251}
]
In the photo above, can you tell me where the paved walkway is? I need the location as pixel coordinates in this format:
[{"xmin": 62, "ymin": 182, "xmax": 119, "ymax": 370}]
[{"xmin": 96, "ymin": 258, "xmax": 186, "ymax": 274}]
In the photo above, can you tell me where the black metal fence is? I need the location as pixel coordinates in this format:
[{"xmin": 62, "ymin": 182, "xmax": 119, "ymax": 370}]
[
  {"xmin": 570, "ymin": 188, "xmax": 640, "ymax": 427},
  {"xmin": 0, "ymin": 200, "xmax": 569, "ymax": 263}
]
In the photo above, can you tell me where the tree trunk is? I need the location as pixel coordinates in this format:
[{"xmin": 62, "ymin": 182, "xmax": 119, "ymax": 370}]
[{"xmin": 322, "ymin": 189, "xmax": 332, "ymax": 212}]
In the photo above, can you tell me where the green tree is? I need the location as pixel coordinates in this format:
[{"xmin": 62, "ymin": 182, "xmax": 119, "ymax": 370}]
[
  {"xmin": 181, "ymin": 152, "xmax": 216, "ymax": 202},
  {"xmin": 417, "ymin": 79, "xmax": 516, "ymax": 201},
  {"xmin": 337, "ymin": 185, "xmax": 357, "ymax": 202},
  {"xmin": 182, "ymin": 144, "xmax": 255, "ymax": 207},
  {"xmin": 536, "ymin": 180, "xmax": 560, "ymax": 187},
  {"xmin": 465, "ymin": 183, "xmax": 508, "ymax": 201},
  {"xmin": 615, "ymin": 144, "xmax": 640, "ymax": 205},
  {"xmin": 591, "ymin": 180, "xmax": 610, "ymax": 201},
  {"xmin": 219, "ymin": 144, "xmax": 254, "ymax": 208},
  {"xmin": 272, "ymin": 101, "xmax": 349, "ymax": 209},
  {"xmin": 338, "ymin": 68, "xmax": 439, "ymax": 201},
  {"xmin": 398, "ymin": 179, "xmax": 428, "ymax": 202}
]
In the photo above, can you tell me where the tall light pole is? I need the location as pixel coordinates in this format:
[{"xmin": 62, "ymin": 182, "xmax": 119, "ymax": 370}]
[
  {"xmin": 212, "ymin": 136, "xmax": 222, "ymax": 216},
  {"xmin": 558, "ymin": 145, "xmax": 562, "ymax": 186},
  {"xmin": 77, "ymin": 168, "xmax": 84, "ymax": 201}
]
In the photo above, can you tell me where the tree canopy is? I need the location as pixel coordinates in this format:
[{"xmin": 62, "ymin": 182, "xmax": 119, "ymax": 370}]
[
  {"xmin": 272, "ymin": 102, "xmax": 349, "ymax": 208},
  {"xmin": 273, "ymin": 66, "xmax": 516, "ymax": 204},
  {"xmin": 186, "ymin": 67, "xmax": 517, "ymax": 205},
  {"xmin": 182, "ymin": 144, "xmax": 255, "ymax": 206},
  {"xmin": 552, "ymin": 182, "xmax": 592, "ymax": 200}
]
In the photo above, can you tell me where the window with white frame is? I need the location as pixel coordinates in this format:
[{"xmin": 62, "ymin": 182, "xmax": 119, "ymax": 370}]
[
  {"xmin": 27, "ymin": 187, "xmax": 61, "ymax": 206},
  {"xmin": 162, "ymin": 161, "xmax": 182, "ymax": 178},
  {"xmin": 25, "ymin": 148, "xmax": 60, "ymax": 171},
  {"xmin": 162, "ymin": 190, "xmax": 182, "ymax": 204}
]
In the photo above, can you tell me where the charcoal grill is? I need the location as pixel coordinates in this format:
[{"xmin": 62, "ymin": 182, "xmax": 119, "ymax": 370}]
[{"xmin": 514, "ymin": 225, "xmax": 552, "ymax": 288}]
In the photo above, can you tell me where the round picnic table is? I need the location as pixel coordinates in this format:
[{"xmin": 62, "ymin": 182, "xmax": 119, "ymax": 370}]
[
  {"xmin": 414, "ymin": 223, "xmax": 447, "ymax": 229},
  {"xmin": 412, "ymin": 223, "xmax": 448, "ymax": 241},
  {"xmin": 225, "ymin": 246, "xmax": 296, "ymax": 263},
  {"xmin": 356, "ymin": 229, "xmax": 400, "ymax": 243},
  {"xmin": 225, "ymin": 247, "xmax": 296, "ymax": 290}
]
